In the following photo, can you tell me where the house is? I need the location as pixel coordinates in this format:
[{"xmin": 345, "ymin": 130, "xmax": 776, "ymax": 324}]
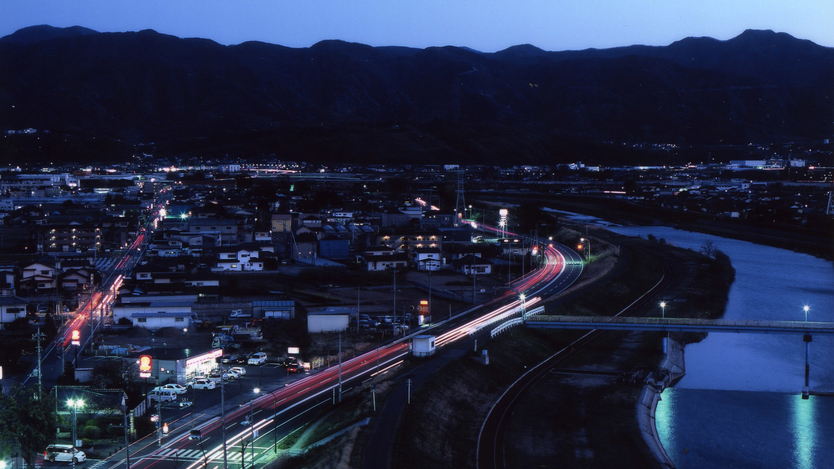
[
  {"xmin": 361, "ymin": 249, "xmax": 409, "ymax": 272},
  {"xmin": 0, "ymin": 292, "xmax": 28, "ymax": 330},
  {"xmin": 20, "ymin": 256, "xmax": 57, "ymax": 294},
  {"xmin": 58, "ymin": 268, "xmax": 93, "ymax": 292},
  {"xmin": 413, "ymin": 247, "xmax": 443, "ymax": 271},
  {"xmin": 112, "ymin": 298, "xmax": 195, "ymax": 330},
  {"xmin": 215, "ymin": 246, "xmax": 264, "ymax": 271},
  {"xmin": 453, "ymin": 255, "xmax": 493, "ymax": 275}
]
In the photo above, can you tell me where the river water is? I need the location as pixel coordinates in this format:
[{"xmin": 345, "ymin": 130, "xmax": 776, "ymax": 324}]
[{"xmin": 607, "ymin": 226, "xmax": 834, "ymax": 469}]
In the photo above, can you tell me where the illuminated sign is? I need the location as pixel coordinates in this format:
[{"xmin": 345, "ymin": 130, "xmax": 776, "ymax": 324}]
[
  {"xmin": 139, "ymin": 355, "xmax": 152, "ymax": 378},
  {"xmin": 71, "ymin": 330, "xmax": 81, "ymax": 346},
  {"xmin": 185, "ymin": 349, "xmax": 223, "ymax": 368},
  {"xmin": 419, "ymin": 300, "xmax": 429, "ymax": 314},
  {"xmin": 288, "ymin": 347, "xmax": 300, "ymax": 355}
]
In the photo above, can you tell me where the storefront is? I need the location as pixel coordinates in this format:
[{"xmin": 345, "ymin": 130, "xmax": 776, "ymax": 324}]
[{"xmin": 184, "ymin": 349, "xmax": 223, "ymax": 380}]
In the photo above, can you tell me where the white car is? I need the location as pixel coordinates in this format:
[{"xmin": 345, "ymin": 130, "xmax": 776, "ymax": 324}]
[
  {"xmin": 148, "ymin": 389, "xmax": 177, "ymax": 402},
  {"xmin": 188, "ymin": 378, "xmax": 216, "ymax": 390},
  {"xmin": 248, "ymin": 352, "xmax": 267, "ymax": 366},
  {"xmin": 229, "ymin": 366, "xmax": 246, "ymax": 376},
  {"xmin": 160, "ymin": 383, "xmax": 188, "ymax": 395},
  {"xmin": 45, "ymin": 445, "xmax": 86, "ymax": 464}
]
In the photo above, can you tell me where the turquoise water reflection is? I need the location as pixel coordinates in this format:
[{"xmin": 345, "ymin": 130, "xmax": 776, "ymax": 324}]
[{"xmin": 657, "ymin": 389, "xmax": 833, "ymax": 469}]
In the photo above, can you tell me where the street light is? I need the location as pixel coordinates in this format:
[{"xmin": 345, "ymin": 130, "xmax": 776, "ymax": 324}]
[
  {"xmin": 660, "ymin": 301, "xmax": 666, "ymax": 320},
  {"xmin": 580, "ymin": 237, "xmax": 591, "ymax": 263},
  {"xmin": 803, "ymin": 305, "xmax": 810, "ymax": 322},
  {"xmin": 269, "ymin": 390, "xmax": 279, "ymax": 453},
  {"xmin": 251, "ymin": 387, "xmax": 260, "ymax": 467},
  {"xmin": 67, "ymin": 399, "xmax": 84, "ymax": 469},
  {"xmin": 520, "ymin": 293, "xmax": 527, "ymax": 323}
]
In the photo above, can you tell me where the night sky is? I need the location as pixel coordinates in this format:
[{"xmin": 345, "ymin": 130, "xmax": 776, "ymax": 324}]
[{"xmin": 2, "ymin": 0, "xmax": 833, "ymax": 52}]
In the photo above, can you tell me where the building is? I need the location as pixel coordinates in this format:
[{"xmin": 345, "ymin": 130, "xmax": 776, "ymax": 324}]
[
  {"xmin": 0, "ymin": 292, "xmax": 28, "ymax": 330},
  {"xmin": 307, "ymin": 307, "xmax": 352, "ymax": 333}
]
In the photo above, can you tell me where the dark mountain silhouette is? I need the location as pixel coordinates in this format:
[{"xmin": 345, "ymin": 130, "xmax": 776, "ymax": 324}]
[{"xmin": 1, "ymin": 25, "xmax": 832, "ymax": 165}]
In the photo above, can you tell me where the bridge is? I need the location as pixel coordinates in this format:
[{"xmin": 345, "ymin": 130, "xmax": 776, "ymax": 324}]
[
  {"xmin": 524, "ymin": 315, "xmax": 834, "ymax": 335},
  {"xmin": 525, "ymin": 315, "xmax": 834, "ymax": 398}
]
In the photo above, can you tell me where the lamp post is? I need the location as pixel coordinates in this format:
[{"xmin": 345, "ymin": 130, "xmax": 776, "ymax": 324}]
[
  {"xmin": 121, "ymin": 405, "xmax": 130, "ymax": 469},
  {"xmin": 580, "ymin": 237, "xmax": 591, "ymax": 263},
  {"xmin": 520, "ymin": 293, "xmax": 526, "ymax": 324},
  {"xmin": 269, "ymin": 390, "xmax": 279, "ymax": 453},
  {"xmin": 251, "ymin": 387, "xmax": 260, "ymax": 468},
  {"xmin": 660, "ymin": 301, "xmax": 666, "ymax": 320},
  {"xmin": 67, "ymin": 399, "xmax": 84, "ymax": 469},
  {"xmin": 803, "ymin": 305, "xmax": 810, "ymax": 322}
]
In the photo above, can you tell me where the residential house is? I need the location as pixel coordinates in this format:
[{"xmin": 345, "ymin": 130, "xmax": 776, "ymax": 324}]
[{"xmin": 0, "ymin": 292, "xmax": 28, "ymax": 330}]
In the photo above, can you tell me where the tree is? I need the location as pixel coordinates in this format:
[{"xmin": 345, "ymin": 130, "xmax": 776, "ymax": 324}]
[
  {"xmin": 700, "ymin": 239, "xmax": 717, "ymax": 259},
  {"xmin": 0, "ymin": 385, "xmax": 58, "ymax": 466}
]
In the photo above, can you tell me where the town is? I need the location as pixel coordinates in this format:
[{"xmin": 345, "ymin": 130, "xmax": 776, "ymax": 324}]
[{"xmin": 0, "ymin": 150, "xmax": 832, "ymax": 469}]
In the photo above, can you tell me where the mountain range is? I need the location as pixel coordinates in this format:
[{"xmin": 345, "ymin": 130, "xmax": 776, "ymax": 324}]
[{"xmin": 1, "ymin": 25, "xmax": 832, "ymax": 165}]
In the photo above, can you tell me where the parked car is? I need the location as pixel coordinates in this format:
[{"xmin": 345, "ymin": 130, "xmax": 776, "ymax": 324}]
[
  {"xmin": 248, "ymin": 352, "xmax": 267, "ymax": 366},
  {"xmin": 188, "ymin": 378, "xmax": 216, "ymax": 390},
  {"xmin": 159, "ymin": 384, "xmax": 188, "ymax": 395},
  {"xmin": 44, "ymin": 444, "xmax": 86, "ymax": 464},
  {"xmin": 286, "ymin": 363, "xmax": 305, "ymax": 373},
  {"xmin": 208, "ymin": 370, "xmax": 233, "ymax": 382},
  {"xmin": 226, "ymin": 368, "xmax": 243, "ymax": 380},
  {"xmin": 229, "ymin": 366, "xmax": 246, "ymax": 376},
  {"xmin": 148, "ymin": 389, "xmax": 177, "ymax": 402},
  {"xmin": 221, "ymin": 354, "xmax": 241, "ymax": 364}
]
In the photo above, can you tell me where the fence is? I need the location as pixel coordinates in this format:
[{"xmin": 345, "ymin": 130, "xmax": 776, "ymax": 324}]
[{"xmin": 489, "ymin": 306, "xmax": 545, "ymax": 338}]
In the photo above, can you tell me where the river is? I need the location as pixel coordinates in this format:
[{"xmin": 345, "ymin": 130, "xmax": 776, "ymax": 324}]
[{"xmin": 607, "ymin": 226, "xmax": 834, "ymax": 469}]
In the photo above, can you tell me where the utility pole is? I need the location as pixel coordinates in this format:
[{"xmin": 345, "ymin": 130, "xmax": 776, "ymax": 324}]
[
  {"xmin": 338, "ymin": 332, "xmax": 343, "ymax": 403},
  {"xmin": 32, "ymin": 327, "xmax": 45, "ymax": 398},
  {"xmin": 156, "ymin": 376, "xmax": 162, "ymax": 447},
  {"xmin": 221, "ymin": 362, "xmax": 228, "ymax": 469}
]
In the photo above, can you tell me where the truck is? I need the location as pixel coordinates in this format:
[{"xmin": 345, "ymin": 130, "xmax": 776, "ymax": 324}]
[
  {"xmin": 211, "ymin": 333, "xmax": 240, "ymax": 350},
  {"xmin": 231, "ymin": 325, "xmax": 263, "ymax": 341}
]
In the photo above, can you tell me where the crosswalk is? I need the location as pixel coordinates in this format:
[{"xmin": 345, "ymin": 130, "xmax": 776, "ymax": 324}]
[
  {"xmin": 151, "ymin": 446, "xmax": 264, "ymax": 462},
  {"xmin": 153, "ymin": 448, "xmax": 206, "ymax": 461}
]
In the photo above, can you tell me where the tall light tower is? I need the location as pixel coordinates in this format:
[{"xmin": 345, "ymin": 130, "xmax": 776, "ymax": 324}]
[
  {"xmin": 454, "ymin": 169, "xmax": 466, "ymax": 227},
  {"xmin": 67, "ymin": 399, "xmax": 84, "ymax": 469},
  {"xmin": 499, "ymin": 208, "xmax": 508, "ymax": 239}
]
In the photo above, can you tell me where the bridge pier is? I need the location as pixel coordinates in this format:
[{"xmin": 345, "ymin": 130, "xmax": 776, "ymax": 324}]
[{"xmin": 802, "ymin": 334, "xmax": 812, "ymax": 400}]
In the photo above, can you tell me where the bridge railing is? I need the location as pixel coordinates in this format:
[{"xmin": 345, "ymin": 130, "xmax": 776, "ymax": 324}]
[
  {"xmin": 489, "ymin": 306, "xmax": 546, "ymax": 338},
  {"xmin": 526, "ymin": 315, "xmax": 834, "ymax": 332}
]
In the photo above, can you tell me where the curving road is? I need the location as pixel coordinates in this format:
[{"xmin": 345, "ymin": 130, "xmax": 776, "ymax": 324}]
[{"xmin": 94, "ymin": 233, "xmax": 584, "ymax": 469}]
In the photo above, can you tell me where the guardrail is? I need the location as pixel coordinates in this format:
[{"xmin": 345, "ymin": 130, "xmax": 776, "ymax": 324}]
[{"xmin": 489, "ymin": 306, "xmax": 545, "ymax": 338}]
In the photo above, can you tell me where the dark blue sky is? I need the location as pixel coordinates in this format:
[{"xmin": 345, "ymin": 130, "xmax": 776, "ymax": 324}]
[{"xmin": 2, "ymin": 0, "xmax": 832, "ymax": 51}]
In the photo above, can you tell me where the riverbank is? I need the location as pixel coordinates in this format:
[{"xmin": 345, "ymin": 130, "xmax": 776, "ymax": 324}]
[{"xmin": 269, "ymin": 228, "xmax": 735, "ymax": 468}]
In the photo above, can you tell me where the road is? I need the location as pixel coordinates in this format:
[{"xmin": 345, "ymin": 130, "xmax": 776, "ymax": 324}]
[{"xmin": 93, "ymin": 237, "xmax": 583, "ymax": 469}]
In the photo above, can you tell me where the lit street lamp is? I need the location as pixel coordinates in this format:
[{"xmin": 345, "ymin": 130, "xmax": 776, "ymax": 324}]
[
  {"xmin": 803, "ymin": 305, "xmax": 810, "ymax": 322},
  {"xmin": 520, "ymin": 293, "xmax": 527, "ymax": 323},
  {"xmin": 660, "ymin": 301, "xmax": 666, "ymax": 320},
  {"xmin": 251, "ymin": 387, "xmax": 260, "ymax": 467},
  {"xmin": 580, "ymin": 237, "xmax": 591, "ymax": 263},
  {"xmin": 67, "ymin": 398, "xmax": 84, "ymax": 469}
]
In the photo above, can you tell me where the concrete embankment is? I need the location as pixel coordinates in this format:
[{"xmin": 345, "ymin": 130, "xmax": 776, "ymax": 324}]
[{"xmin": 638, "ymin": 337, "xmax": 686, "ymax": 469}]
